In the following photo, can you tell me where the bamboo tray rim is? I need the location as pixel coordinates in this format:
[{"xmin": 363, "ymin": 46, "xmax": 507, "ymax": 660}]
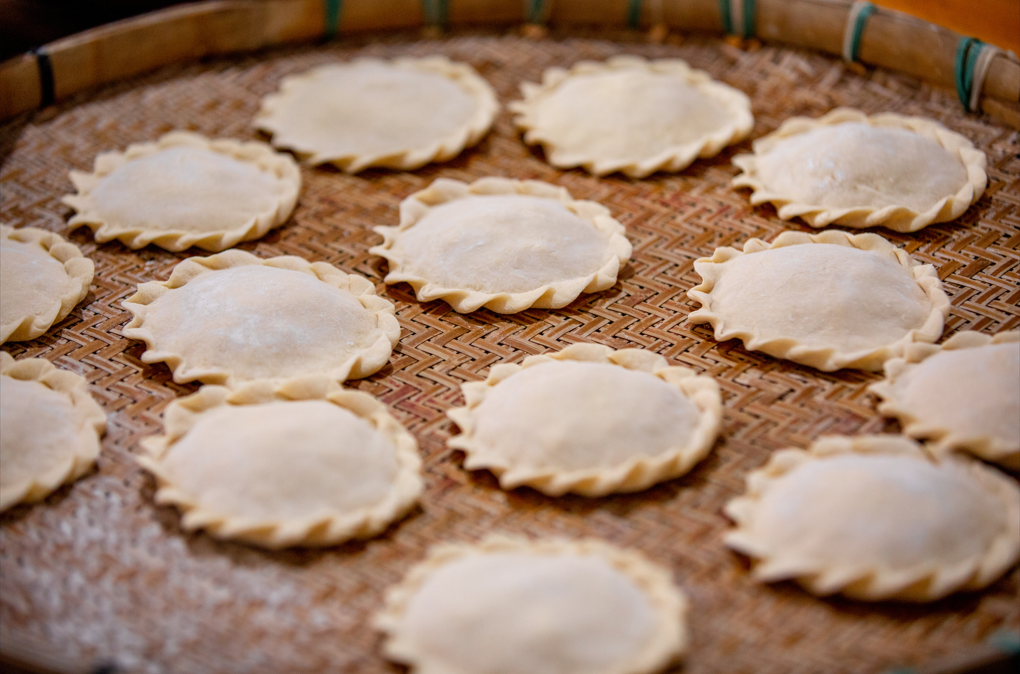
[{"xmin": 1, "ymin": 0, "xmax": 1018, "ymax": 127}]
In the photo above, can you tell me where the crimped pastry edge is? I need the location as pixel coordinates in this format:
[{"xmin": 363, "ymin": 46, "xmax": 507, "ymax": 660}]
[
  {"xmin": 686, "ymin": 230, "xmax": 950, "ymax": 371},
  {"xmin": 731, "ymin": 108, "xmax": 988, "ymax": 232},
  {"xmin": 138, "ymin": 377, "xmax": 422, "ymax": 548},
  {"xmin": 723, "ymin": 435, "xmax": 1020, "ymax": 601},
  {"xmin": 510, "ymin": 55, "xmax": 753, "ymax": 178},
  {"xmin": 255, "ymin": 56, "xmax": 498, "ymax": 172},
  {"xmin": 369, "ymin": 177, "xmax": 632, "ymax": 314},
  {"xmin": 1, "ymin": 225, "xmax": 94, "ymax": 343},
  {"xmin": 62, "ymin": 131, "xmax": 301, "ymax": 252},
  {"xmin": 373, "ymin": 534, "xmax": 689, "ymax": 674},
  {"xmin": 121, "ymin": 249, "xmax": 400, "ymax": 386},
  {"xmin": 0, "ymin": 352, "xmax": 106, "ymax": 511},
  {"xmin": 446, "ymin": 343, "xmax": 722, "ymax": 496}
]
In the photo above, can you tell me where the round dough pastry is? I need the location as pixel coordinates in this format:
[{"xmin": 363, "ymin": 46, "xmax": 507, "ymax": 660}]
[
  {"xmin": 139, "ymin": 378, "xmax": 422, "ymax": 548},
  {"xmin": 869, "ymin": 331, "xmax": 1019, "ymax": 469},
  {"xmin": 731, "ymin": 108, "xmax": 987, "ymax": 232},
  {"xmin": 447, "ymin": 344, "xmax": 721, "ymax": 496},
  {"xmin": 62, "ymin": 132, "xmax": 301, "ymax": 252},
  {"xmin": 511, "ymin": 55, "xmax": 753, "ymax": 177},
  {"xmin": 255, "ymin": 56, "xmax": 498, "ymax": 171},
  {"xmin": 1, "ymin": 352, "xmax": 106, "ymax": 512},
  {"xmin": 687, "ymin": 230, "xmax": 949, "ymax": 371},
  {"xmin": 1, "ymin": 225, "xmax": 93, "ymax": 344},
  {"xmin": 723, "ymin": 435, "xmax": 1020, "ymax": 602},
  {"xmin": 122, "ymin": 250, "xmax": 399, "ymax": 386},
  {"xmin": 374, "ymin": 536, "xmax": 688, "ymax": 674},
  {"xmin": 370, "ymin": 177, "xmax": 631, "ymax": 314}
]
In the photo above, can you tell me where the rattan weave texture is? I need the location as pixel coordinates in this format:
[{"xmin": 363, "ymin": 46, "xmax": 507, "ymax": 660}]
[{"xmin": 1, "ymin": 29, "xmax": 1018, "ymax": 674}]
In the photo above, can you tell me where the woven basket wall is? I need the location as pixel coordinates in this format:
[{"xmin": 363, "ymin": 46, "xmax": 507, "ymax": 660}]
[{"xmin": 1, "ymin": 26, "xmax": 1018, "ymax": 674}]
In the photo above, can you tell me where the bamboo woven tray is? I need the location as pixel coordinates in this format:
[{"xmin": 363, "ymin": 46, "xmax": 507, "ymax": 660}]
[{"xmin": 1, "ymin": 26, "xmax": 1018, "ymax": 674}]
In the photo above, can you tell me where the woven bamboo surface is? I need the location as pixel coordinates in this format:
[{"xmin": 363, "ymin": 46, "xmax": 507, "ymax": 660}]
[{"xmin": 1, "ymin": 27, "xmax": 1018, "ymax": 674}]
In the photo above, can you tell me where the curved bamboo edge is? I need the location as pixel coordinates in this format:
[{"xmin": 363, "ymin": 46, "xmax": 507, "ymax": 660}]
[{"xmin": 1, "ymin": 0, "xmax": 1017, "ymax": 127}]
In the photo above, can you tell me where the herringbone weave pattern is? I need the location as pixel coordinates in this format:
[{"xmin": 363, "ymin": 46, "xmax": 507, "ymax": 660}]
[{"xmin": 1, "ymin": 29, "xmax": 1018, "ymax": 674}]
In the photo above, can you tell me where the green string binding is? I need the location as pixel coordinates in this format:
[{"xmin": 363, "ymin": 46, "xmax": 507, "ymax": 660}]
[
  {"xmin": 422, "ymin": 0, "xmax": 450, "ymax": 28},
  {"xmin": 528, "ymin": 0, "xmax": 548, "ymax": 25},
  {"xmin": 627, "ymin": 0, "xmax": 643, "ymax": 29},
  {"xmin": 742, "ymin": 0, "xmax": 755, "ymax": 39},
  {"xmin": 719, "ymin": 0, "xmax": 733, "ymax": 35},
  {"xmin": 954, "ymin": 37, "xmax": 982, "ymax": 111},
  {"xmin": 720, "ymin": 0, "xmax": 755, "ymax": 38},
  {"xmin": 844, "ymin": 1, "xmax": 875, "ymax": 62},
  {"xmin": 989, "ymin": 630, "xmax": 1020, "ymax": 655},
  {"xmin": 322, "ymin": 0, "xmax": 342, "ymax": 39}
]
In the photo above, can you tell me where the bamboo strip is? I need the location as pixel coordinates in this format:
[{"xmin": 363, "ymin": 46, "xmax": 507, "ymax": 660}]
[
  {"xmin": 343, "ymin": 0, "xmax": 425, "ymax": 32},
  {"xmin": 548, "ymin": 0, "xmax": 631, "ymax": 26},
  {"xmin": 448, "ymin": 0, "xmax": 526, "ymax": 25},
  {"xmin": 661, "ymin": 0, "xmax": 723, "ymax": 32},
  {"xmin": 756, "ymin": 0, "xmax": 848, "ymax": 54},
  {"xmin": 0, "ymin": 54, "xmax": 40, "ymax": 120}
]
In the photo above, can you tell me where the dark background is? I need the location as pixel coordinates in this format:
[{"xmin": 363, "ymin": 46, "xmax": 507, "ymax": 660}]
[{"xmin": 0, "ymin": 0, "xmax": 180, "ymax": 60}]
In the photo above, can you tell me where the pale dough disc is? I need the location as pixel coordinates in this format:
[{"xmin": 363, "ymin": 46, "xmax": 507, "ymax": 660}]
[
  {"xmin": 870, "ymin": 331, "xmax": 1020, "ymax": 469},
  {"xmin": 370, "ymin": 177, "xmax": 631, "ymax": 313},
  {"xmin": 0, "ymin": 352, "xmax": 106, "ymax": 511},
  {"xmin": 511, "ymin": 55, "xmax": 753, "ymax": 177},
  {"xmin": 374, "ymin": 536, "xmax": 688, "ymax": 674},
  {"xmin": 447, "ymin": 344, "xmax": 722, "ymax": 496},
  {"xmin": 122, "ymin": 250, "xmax": 399, "ymax": 386},
  {"xmin": 1, "ymin": 225, "xmax": 94, "ymax": 344},
  {"xmin": 732, "ymin": 108, "xmax": 987, "ymax": 232},
  {"xmin": 139, "ymin": 378, "xmax": 422, "ymax": 548},
  {"xmin": 255, "ymin": 56, "xmax": 498, "ymax": 171},
  {"xmin": 62, "ymin": 131, "xmax": 301, "ymax": 252},
  {"xmin": 724, "ymin": 435, "xmax": 1020, "ymax": 602},
  {"xmin": 687, "ymin": 230, "xmax": 949, "ymax": 371}
]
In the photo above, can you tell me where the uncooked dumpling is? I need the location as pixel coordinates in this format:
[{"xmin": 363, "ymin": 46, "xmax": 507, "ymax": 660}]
[
  {"xmin": 511, "ymin": 55, "xmax": 753, "ymax": 177},
  {"xmin": 63, "ymin": 131, "xmax": 300, "ymax": 252},
  {"xmin": 1, "ymin": 225, "xmax": 93, "ymax": 343},
  {"xmin": 255, "ymin": 56, "xmax": 498, "ymax": 171},
  {"xmin": 870, "ymin": 331, "xmax": 1019, "ymax": 468},
  {"xmin": 724, "ymin": 435, "xmax": 1020, "ymax": 601},
  {"xmin": 122, "ymin": 250, "xmax": 399, "ymax": 386},
  {"xmin": 687, "ymin": 230, "xmax": 949, "ymax": 371},
  {"xmin": 1, "ymin": 352, "xmax": 106, "ymax": 511},
  {"xmin": 375, "ymin": 536, "xmax": 688, "ymax": 674},
  {"xmin": 447, "ymin": 344, "xmax": 722, "ymax": 496},
  {"xmin": 370, "ymin": 177, "xmax": 631, "ymax": 313},
  {"xmin": 731, "ymin": 108, "xmax": 986, "ymax": 232},
  {"xmin": 139, "ymin": 379, "xmax": 422, "ymax": 548}
]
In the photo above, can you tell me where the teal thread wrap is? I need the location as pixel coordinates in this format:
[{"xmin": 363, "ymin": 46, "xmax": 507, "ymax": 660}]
[
  {"xmin": 989, "ymin": 630, "xmax": 1020, "ymax": 654},
  {"xmin": 528, "ymin": 0, "xmax": 549, "ymax": 24},
  {"xmin": 843, "ymin": 1, "xmax": 876, "ymax": 62},
  {"xmin": 627, "ymin": 0, "xmax": 643, "ymax": 29},
  {"xmin": 742, "ymin": 0, "xmax": 755, "ymax": 39},
  {"xmin": 422, "ymin": 0, "xmax": 450, "ymax": 27},
  {"xmin": 955, "ymin": 37, "xmax": 982, "ymax": 111},
  {"xmin": 323, "ymin": 0, "xmax": 342, "ymax": 38},
  {"xmin": 720, "ymin": 0, "xmax": 733, "ymax": 34},
  {"xmin": 32, "ymin": 48, "xmax": 55, "ymax": 108},
  {"xmin": 720, "ymin": 0, "xmax": 755, "ymax": 38}
]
